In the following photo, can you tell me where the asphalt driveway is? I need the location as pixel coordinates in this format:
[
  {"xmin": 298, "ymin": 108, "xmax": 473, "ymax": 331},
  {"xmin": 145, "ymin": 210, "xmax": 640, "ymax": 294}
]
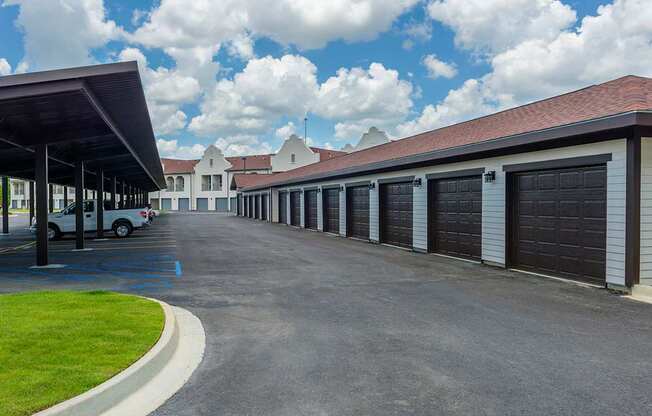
[{"xmin": 2, "ymin": 213, "xmax": 651, "ymax": 415}]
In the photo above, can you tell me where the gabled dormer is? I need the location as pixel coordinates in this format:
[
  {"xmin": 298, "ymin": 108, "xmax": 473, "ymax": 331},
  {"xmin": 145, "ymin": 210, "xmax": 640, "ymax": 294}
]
[
  {"xmin": 194, "ymin": 145, "xmax": 230, "ymax": 193},
  {"xmin": 271, "ymin": 134, "xmax": 320, "ymax": 172}
]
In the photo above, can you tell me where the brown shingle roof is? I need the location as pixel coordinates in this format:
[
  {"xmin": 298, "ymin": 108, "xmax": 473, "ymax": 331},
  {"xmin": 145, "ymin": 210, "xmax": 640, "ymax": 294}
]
[
  {"xmin": 243, "ymin": 75, "xmax": 652, "ymax": 191},
  {"xmin": 161, "ymin": 158, "xmax": 199, "ymax": 174},
  {"xmin": 225, "ymin": 154, "xmax": 272, "ymax": 171},
  {"xmin": 310, "ymin": 147, "xmax": 347, "ymax": 160},
  {"xmin": 230, "ymin": 173, "xmax": 277, "ymax": 190}
]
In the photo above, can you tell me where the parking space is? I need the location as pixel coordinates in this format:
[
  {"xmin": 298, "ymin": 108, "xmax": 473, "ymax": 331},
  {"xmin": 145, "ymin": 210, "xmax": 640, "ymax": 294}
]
[{"xmin": 0, "ymin": 214, "xmax": 179, "ymax": 293}]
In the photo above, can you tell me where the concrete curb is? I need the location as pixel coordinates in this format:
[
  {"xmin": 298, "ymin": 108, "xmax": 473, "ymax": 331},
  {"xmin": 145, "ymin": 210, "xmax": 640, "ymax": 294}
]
[{"xmin": 34, "ymin": 299, "xmax": 205, "ymax": 416}]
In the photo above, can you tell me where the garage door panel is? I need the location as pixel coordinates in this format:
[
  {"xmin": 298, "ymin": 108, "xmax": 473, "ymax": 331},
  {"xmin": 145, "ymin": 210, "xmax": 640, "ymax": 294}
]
[
  {"xmin": 290, "ymin": 191, "xmax": 301, "ymax": 226},
  {"xmin": 305, "ymin": 190, "xmax": 318, "ymax": 229},
  {"xmin": 380, "ymin": 182, "xmax": 413, "ymax": 248},
  {"xmin": 538, "ymin": 173, "xmax": 558, "ymax": 190},
  {"xmin": 347, "ymin": 186, "xmax": 369, "ymax": 240},
  {"xmin": 323, "ymin": 188, "xmax": 339, "ymax": 234},
  {"xmin": 429, "ymin": 175, "xmax": 482, "ymax": 260},
  {"xmin": 584, "ymin": 170, "xmax": 607, "ymax": 188},
  {"xmin": 279, "ymin": 192, "xmax": 287, "ymax": 224},
  {"xmin": 511, "ymin": 165, "xmax": 606, "ymax": 284}
]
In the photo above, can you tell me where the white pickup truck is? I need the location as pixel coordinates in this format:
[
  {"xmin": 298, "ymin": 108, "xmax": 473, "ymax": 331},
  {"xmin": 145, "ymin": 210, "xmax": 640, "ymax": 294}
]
[{"xmin": 33, "ymin": 200, "xmax": 150, "ymax": 240}]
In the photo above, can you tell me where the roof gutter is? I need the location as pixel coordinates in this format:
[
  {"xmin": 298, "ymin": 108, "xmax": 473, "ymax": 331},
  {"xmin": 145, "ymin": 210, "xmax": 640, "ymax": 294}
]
[{"xmin": 243, "ymin": 110, "xmax": 652, "ymax": 192}]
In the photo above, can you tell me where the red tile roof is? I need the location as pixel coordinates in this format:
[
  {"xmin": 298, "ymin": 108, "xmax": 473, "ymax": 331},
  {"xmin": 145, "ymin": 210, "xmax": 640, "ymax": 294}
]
[
  {"xmin": 225, "ymin": 154, "xmax": 272, "ymax": 171},
  {"xmin": 310, "ymin": 147, "xmax": 347, "ymax": 160},
  {"xmin": 230, "ymin": 173, "xmax": 277, "ymax": 190},
  {"xmin": 161, "ymin": 158, "xmax": 199, "ymax": 174},
  {"xmin": 243, "ymin": 75, "xmax": 652, "ymax": 191}
]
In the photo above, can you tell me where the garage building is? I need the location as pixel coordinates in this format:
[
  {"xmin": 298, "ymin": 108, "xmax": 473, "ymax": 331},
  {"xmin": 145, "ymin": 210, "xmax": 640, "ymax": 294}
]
[{"xmin": 237, "ymin": 75, "xmax": 652, "ymax": 292}]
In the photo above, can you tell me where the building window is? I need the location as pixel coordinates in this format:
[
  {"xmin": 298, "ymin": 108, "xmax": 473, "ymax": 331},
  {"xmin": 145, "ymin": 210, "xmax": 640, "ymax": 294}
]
[
  {"xmin": 215, "ymin": 175, "xmax": 222, "ymax": 191},
  {"xmin": 291, "ymin": 153, "xmax": 296, "ymax": 163},
  {"xmin": 12, "ymin": 182, "xmax": 25, "ymax": 195},
  {"xmin": 175, "ymin": 176, "xmax": 185, "ymax": 192},
  {"xmin": 166, "ymin": 177, "xmax": 175, "ymax": 191},
  {"xmin": 201, "ymin": 175, "xmax": 212, "ymax": 191},
  {"xmin": 209, "ymin": 158, "xmax": 214, "ymax": 168}
]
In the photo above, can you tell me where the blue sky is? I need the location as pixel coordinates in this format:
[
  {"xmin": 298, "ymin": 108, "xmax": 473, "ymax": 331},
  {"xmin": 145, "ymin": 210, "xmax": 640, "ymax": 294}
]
[{"xmin": 1, "ymin": 0, "xmax": 650, "ymax": 159}]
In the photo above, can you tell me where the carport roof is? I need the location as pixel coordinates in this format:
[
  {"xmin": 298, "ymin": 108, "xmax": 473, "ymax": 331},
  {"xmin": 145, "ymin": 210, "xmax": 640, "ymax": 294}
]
[
  {"xmin": 243, "ymin": 75, "xmax": 652, "ymax": 191},
  {"xmin": 0, "ymin": 61, "xmax": 165, "ymax": 191}
]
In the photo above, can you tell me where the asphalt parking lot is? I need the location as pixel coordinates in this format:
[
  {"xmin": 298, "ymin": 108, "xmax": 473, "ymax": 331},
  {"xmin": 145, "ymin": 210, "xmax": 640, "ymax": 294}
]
[
  {"xmin": 1, "ymin": 212, "xmax": 652, "ymax": 416},
  {"xmin": 0, "ymin": 213, "xmax": 179, "ymax": 293}
]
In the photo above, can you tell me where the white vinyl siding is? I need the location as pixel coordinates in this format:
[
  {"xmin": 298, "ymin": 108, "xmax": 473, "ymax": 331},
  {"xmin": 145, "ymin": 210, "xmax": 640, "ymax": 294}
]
[
  {"xmin": 412, "ymin": 174, "xmax": 428, "ymax": 252},
  {"xmin": 369, "ymin": 181, "xmax": 379, "ymax": 242},
  {"xmin": 317, "ymin": 186, "xmax": 324, "ymax": 231},
  {"xmin": 339, "ymin": 188, "xmax": 347, "ymax": 236}
]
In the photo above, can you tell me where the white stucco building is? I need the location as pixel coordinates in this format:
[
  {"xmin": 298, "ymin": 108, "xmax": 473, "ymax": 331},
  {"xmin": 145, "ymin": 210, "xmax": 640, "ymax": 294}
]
[{"xmin": 151, "ymin": 136, "xmax": 345, "ymax": 211}]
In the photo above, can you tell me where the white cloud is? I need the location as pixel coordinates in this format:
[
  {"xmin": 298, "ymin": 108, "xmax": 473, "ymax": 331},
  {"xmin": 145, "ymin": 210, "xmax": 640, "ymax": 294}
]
[
  {"xmin": 226, "ymin": 33, "xmax": 255, "ymax": 60},
  {"xmin": 399, "ymin": 0, "xmax": 652, "ymax": 139},
  {"xmin": 189, "ymin": 55, "xmax": 318, "ymax": 137},
  {"xmin": 275, "ymin": 121, "xmax": 297, "ymax": 139},
  {"xmin": 132, "ymin": 0, "xmax": 418, "ymax": 52},
  {"xmin": 427, "ymin": 0, "xmax": 576, "ymax": 53},
  {"xmin": 215, "ymin": 135, "xmax": 273, "ymax": 156},
  {"xmin": 4, "ymin": 0, "xmax": 123, "ymax": 70},
  {"xmin": 396, "ymin": 79, "xmax": 495, "ymax": 137},
  {"xmin": 118, "ymin": 47, "xmax": 200, "ymax": 135},
  {"xmin": 483, "ymin": 0, "xmax": 652, "ymax": 104},
  {"xmin": 402, "ymin": 39, "xmax": 414, "ymax": 51},
  {"xmin": 0, "ymin": 58, "xmax": 11, "ymax": 75},
  {"xmin": 422, "ymin": 54, "xmax": 457, "ymax": 79},
  {"xmin": 157, "ymin": 139, "xmax": 206, "ymax": 159},
  {"xmin": 315, "ymin": 63, "xmax": 413, "ymax": 140}
]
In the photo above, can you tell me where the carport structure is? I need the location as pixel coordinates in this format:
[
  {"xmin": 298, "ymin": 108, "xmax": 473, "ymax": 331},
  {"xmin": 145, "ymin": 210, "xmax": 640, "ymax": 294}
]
[{"xmin": 0, "ymin": 62, "xmax": 165, "ymax": 266}]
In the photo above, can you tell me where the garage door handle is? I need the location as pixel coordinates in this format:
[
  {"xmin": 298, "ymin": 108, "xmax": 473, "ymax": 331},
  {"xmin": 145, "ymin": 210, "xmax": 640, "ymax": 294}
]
[{"xmin": 85, "ymin": 214, "xmax": 91, "ymax": 218}]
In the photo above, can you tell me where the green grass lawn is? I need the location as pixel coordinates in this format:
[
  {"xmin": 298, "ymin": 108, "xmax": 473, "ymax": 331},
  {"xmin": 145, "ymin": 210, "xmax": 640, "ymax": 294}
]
[{"xmin": 0, "ymin": 291, "xmax": 164, "ymax": 416}]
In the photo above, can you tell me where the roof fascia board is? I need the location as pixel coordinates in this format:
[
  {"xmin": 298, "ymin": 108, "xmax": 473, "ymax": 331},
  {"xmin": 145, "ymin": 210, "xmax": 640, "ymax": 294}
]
[
  {"xmin": 0, "ymin": 79, "xmax": 84, "ymax": 101},
  {"xmin": 245, "ymin": 110, "xmax": 649, "ymax": 191},
  {"xmin": 0, "ymin": 61, "xmax": 137, "ymax": 88}
]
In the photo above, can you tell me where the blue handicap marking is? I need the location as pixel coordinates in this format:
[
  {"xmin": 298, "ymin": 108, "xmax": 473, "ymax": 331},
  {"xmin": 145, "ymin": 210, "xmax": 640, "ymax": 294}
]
[{"xmin": 175, "ymin": 261, "xmax": 182, "ymax": 277}]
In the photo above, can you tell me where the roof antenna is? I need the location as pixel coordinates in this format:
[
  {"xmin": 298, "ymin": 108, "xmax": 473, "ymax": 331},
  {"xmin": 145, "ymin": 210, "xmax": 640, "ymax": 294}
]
[{"xmin": 304, "ymin": 116, "xmax": 308, "ymax": 143}]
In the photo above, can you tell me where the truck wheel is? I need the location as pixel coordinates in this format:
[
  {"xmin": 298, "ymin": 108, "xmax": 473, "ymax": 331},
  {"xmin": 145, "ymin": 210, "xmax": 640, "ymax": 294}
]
[
  {"xmin": 113, "ymin": 221, "xmax": 133, "ymax": 238},
  {"xmin": 47, "ymin": 224, "xmax": 61, "ymax": 241}
]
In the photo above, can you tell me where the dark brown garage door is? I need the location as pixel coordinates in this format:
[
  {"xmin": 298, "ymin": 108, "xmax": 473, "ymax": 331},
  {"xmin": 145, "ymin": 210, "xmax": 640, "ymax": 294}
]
[
  {"xmin": 323, "ymin": 188, "xmax": 340, "ymax": 234},
  {"xmin": 305, "ymin": 190, "xmax": 318, "ymax": 229},
  {"xmin": 347, "ymin": 185, "xmax": 369, "ymax": 240},
  {"xmin": 255, "ymin": 195, "xmax": 260, "ymax": 219},
  {"xmin": 261, "ymin": 194, "xmax": 268, "ymax": 221},
  {"xmin": 248, "ymin": 196, "xmax": 254, "ymax": 218},
  {"xmin": 510, "ymin": 165, "xmax": 607, "ymax": 284},
  {"xmin": 380, "ymin": 182, "xmax": 413, "ymax": 248},
  {"xmin": 279, "ymin": 192, "xmax": 287, "ymax": 224},
  {"xmin": 429, "ymin": 175, "xmax": 482, "ymax": 260},
  {"xmin": 290, "ymin": 191, "xmax": 301, "ymax": 226}
]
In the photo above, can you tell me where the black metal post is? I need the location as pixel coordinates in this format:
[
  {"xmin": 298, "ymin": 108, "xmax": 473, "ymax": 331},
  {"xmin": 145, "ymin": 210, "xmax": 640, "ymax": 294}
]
[
  {"xmin": 84, "ymin": 188, "xmax": 88, "ymax": 200},
  {"xmin": 29, "ymin": 181, "xmax": 35, "ymax": 226},
  {"xmin": 48, "ymin": 183, "xmax": 54, "ymax": 213},
  {"xmin": 120, "ymin": 182, "xmax": 126, "ymax": 209},
  {"xmin": 35, "ymin": 145, "xmax": 48, "ymax": 266},
  {"xmin": 2, "ymin": 176, "xmax": 8, "ymax": 234},
  {"xmin": 110, "ymin": 177, "xmax": 116, "ymax": 210},
  {"xmin": 63, "ymin": 186, "xmax": 68, "ymax": 207},
  {"xmin": 75, "ymin": 162, "xmax": 85, "ymax": 250},
  {"xmin": 96, "ymin": 168, "xmax": 104, "ymax": 238}
]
